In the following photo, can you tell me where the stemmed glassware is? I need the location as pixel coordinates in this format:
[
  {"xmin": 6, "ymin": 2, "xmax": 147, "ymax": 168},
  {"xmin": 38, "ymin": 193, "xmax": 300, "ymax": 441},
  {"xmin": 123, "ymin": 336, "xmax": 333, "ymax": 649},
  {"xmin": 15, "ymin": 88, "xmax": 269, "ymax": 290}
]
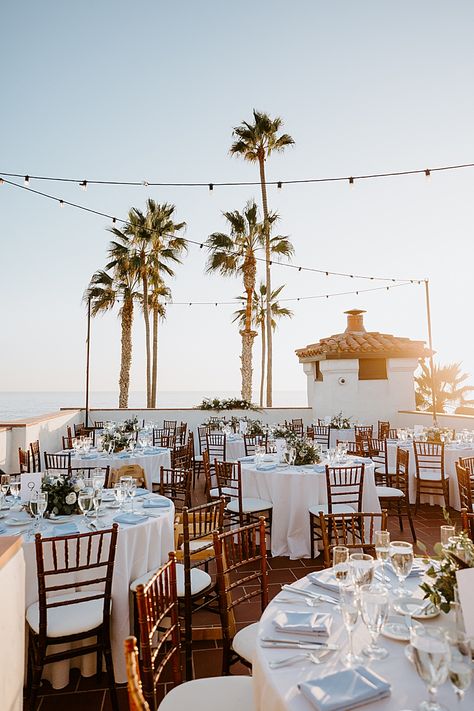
[
  {"xmin": 78, "ymin": 490, "xmax": 94, "ymax": 525},
  {"xmin": 447, "ymin": 630, "xmax": 472, "ymax": 702},
  {"xmin": 440, "ymin": 526, "xmax": 456, "ymax": 548},
  {"xmin": 333, "ymin": 545, "xmax": 350, "ymax": 593},
  {"xmin": 29, "ymin": 492, "xmax": 48, "ymax": 533},
  {"xmin": 359, "ymin": 583, "xmax": 389, "ymax": 659},
  {"xmin": 390, "ymin": 541, "xmax": 413, "ymax": 597},
  {"xmin": 129, "ymin": 480, "xmax": 137, "ymax": 513},
  {"xmin": 9, "ymin": 480, "xmax": 20, "ymax": 506},
  {"xmin": 375, "ymin": 530, "xmax": 391, "ymax": 583},
  {"xmin": 407, "ymin": 625, "xmax": 451, "ymax": 711},
  {"xmin": 113, "ymin": 483, "xmax": 125, "ymax": 510},
  {"xmin": 349, "ymin": 553, "xmax": 374, "ymax": 591},
  {"xmin": 0, "ymin": 474, "xmax": 11, "ymax": 499},
  {"xmin": 340, "ymin": 584, "xmax": 362, "ymax": 668}
]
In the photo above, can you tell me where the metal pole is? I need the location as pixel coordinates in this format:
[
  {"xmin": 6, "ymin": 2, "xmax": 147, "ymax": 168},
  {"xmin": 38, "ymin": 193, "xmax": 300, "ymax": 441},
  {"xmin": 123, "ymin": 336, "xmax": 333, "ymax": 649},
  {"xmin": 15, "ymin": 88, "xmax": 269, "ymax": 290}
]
[
  {"xmin": 424, "ymin": 279, "xmax": 438, "ymax": 426},
  {"xmin": 85, "ymin": 296, "xmax": 91, "ymax": 428}
]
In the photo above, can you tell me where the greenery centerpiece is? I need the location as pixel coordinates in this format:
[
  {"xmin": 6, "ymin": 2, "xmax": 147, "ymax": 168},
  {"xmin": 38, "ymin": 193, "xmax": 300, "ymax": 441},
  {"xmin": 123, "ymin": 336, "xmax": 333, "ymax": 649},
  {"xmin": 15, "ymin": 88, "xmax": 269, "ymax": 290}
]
[
  {"xmin": 102, "ymin": 422, "xmax": 133, "ymax": 452},
  {"xmin": 271, "ymin": 425, "xmax": 321, "ymax": 465},
  {"xmin": 197, "ymin": 397, "xmax": 259, "ymax": 411},
  {"xmin": 330, "ymin": 412, "xmax": 352, "ymax": 429},
  {"xmin": 123, "ymin": 416, "xmax": 139, "ymax": 433},
  {"xmin": 423, "ymin": 426, "xmax": 453, "ymax": 443},
  {"xmin": 420, "ymin": 532, "xmax": 474, "ymax": 613},
  {"xmin": 41, "ymin": 473, "xmax": 84, "ymax": 516}
]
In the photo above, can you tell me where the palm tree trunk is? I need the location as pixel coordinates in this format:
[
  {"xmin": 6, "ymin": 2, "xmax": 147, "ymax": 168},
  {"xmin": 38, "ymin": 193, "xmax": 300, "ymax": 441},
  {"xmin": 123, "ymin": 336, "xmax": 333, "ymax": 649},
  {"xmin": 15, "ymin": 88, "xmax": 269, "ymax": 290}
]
[
  {"xmin": 258, "ymin": 156, "xmax": 272, "ymax": 407},
  {"xmin": 142, "ymin": 268, "xmax": 152, "ymax": 408},
  {"xmin": 119, "ymin": 297, "xmax": 133, "ymax": 408},
  {"xmin": 260, "ymin": 319, "xmax": 266, "ymax": 408},
  {"xmin": 151, "ymin": 305, "xmax": 158, "ymax": 408},
  {"xmin": 240, "ymin": 257, "xmax": 257, "ymax": 401}
]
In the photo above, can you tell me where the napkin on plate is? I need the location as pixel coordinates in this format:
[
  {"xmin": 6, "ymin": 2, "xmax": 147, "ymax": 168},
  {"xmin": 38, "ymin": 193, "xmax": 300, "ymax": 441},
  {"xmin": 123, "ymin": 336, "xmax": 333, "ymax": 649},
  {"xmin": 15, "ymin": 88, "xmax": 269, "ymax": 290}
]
[
  {"xmin": 143, "ymin": 498, "xmax": 170, "ymax": 509},
  {"xmin": 308, "ymin": 570, "xmax": 340, "ymax": 593},
  {"xmin": 273, "ymin": 610, "xmax": 332, "ymax": 636},
  {"xmin": 256, "ymin": 463, "xmax": 277, "ymax": 471},
  {"xmin": 113, "ymin": 512, "xmax": 148, "ymax": 525},
  {"xmin": 298, "ymin": 666, "xmax": 391, "ymax": 711},
  {"xmin": 52, "ymin": 522, "xmax": 79, "ymax": 537}
]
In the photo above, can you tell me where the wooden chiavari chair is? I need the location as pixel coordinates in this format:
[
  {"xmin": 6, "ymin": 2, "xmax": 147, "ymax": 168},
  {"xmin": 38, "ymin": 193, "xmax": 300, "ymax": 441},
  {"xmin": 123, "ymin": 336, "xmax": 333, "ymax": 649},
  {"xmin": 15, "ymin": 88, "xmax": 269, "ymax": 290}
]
[
  {"xmin": 456, "ymin": 462, "xmax": 473, "ymax": 512},
  {"xmin": 309, "ymin": 464, "xmax": 365, "ymax": 558},
  {"xmin": 124, "ymin": 637, "xmax": 150, "ymax": 711},
  {"xmin": 94, "ymin": 420, "xmax": 106, "ymax": 429},
  {"xmin": 30, "ymin": 440, "xmax": 41, "ymax": 472},
  {"xmin": 388, "ymin": 428, "xmax": 398, "ymax": 439},
  {"xmin": 206, "ymin": 432, "xmax": 226, "ymax": 462},
  {"xmin": 214, "ymin": 459, "xmax": 272, "ymax": 529},
  {"xmin": 44, "ymin": 452, "xmax": 71, "ymax": 472},
  {"xmin": 155, "ymin": 466, "xmax": 191, "ymax": 510},
  {"xmin": 459, "ymin": 456, "xmax": 474, "ymax": 482},
  {"xmin": 109, "ymin": 464, "xmax": 146, "ymax": 488},
  {"xmin": 319, "ymin": 510, "xmax": 388, "ymax": 567},
  {"xmin": 376, "ymin": 447, "xmax": 416, "ymax": 541},
  {"xmin": 76, "ymin": 426, "xmax": 96, "ymax": 445},
  {"xmin": 134, "ymin": 553, "xmax": 254, "ymax": 711},
  {"xmin": 413, "ymin": 441, "xmax": 449, "ymax": 512},
  {"xmin": 62, "ymin": 434, "xmax": 74, "ymax": 450},
  {"xmin": 27, "ymin": 525, "xmax": 119, "ymax": 711},
  {"xmin": 369, "ymin": 438, "xmax": 390, "ymax": 483},
  {"xmin": 176, "ymin": 422, "xmax": 187, "ymax": 445},
  {"xmin": 461, "ymin": 508, "xmax": 474, "ymax": 541},
  {"xmin": 19, "ymin": 447, "xmax": 31, "ymax": 473},
  {"xmin": 310, "ymin": 425, "xmax": 331, "ymax": 450},
  {"xmin": 197, "ymin": 426, "xmax": 208, "ymax": 455},
  {"xmin": 291, "ymin": 418, "xmax": 304, "ymax": 435},
  {"xmin": 243, "ymin": 433, "xmax": 268, "ymax": 456},
  {"xmin": 378, "ymin": 421, "xmax": 390, "ymax": 439},
  {"xmin": 163, "ymin": 419, "xmax": 177, "ymax": 431},
  {"xmin": 152, "ymin": 428, "xmax": 176, "ymax": 448},
  {"xmin": 171, "ymin": 443, "xmax": 192, "ymax": 470},
  {"xmin": 354, "ymin": 425, "xmax": 373, "ymax": 439},
  {"xmin": 214, "ymin": 517, "xmax": 268, "ymax": 674}
]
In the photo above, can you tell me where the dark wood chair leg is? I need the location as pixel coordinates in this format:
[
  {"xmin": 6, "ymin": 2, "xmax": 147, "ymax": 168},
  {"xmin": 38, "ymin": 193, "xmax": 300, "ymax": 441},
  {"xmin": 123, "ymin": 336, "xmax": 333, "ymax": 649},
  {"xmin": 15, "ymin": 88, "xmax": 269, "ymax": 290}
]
[
  {"xmin": 28, "ymin": 646, "xmax": 43, "ymax": 711},
  {"xmin": 397, "ymin": 500, "xmax": 404, "ymax": 531},
  {"xmin": 103, "ymin": 640, "xmax": 119, "ymax": 711},
  {"xmin": 310, "ymin": 514, "xmax": 315, "ymax": 559},
  {"xmin": 406, "ymin": 502, "xmax": 417, "ymax": 542}
]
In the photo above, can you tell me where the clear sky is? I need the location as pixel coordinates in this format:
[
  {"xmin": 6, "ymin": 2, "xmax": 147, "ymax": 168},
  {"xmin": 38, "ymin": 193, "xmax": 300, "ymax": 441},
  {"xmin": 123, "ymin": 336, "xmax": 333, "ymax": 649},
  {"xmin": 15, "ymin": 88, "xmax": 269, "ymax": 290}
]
[{"xmin": 1, "ymin": 1, "xmax": 474, "ymax": 401}]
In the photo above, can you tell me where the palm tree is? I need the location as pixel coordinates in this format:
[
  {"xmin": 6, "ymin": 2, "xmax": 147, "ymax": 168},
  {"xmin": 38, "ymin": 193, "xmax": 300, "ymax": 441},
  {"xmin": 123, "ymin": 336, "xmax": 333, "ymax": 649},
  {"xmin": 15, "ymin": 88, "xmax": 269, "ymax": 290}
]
[
  {"xmin": 207, "ymin": 203, "xmax": 292, "ymax": 401},
  {"xmin": 148, "ymin": 274, "xmax": 171, "ymax": 406},
  {"xmin": 230, "ymin": 110, "xmax": 294, "ymax": 406},
  {"xmin": 84, "ymin": 231, "xmax": 140, "ymax": 407},
  {"xmin": 234, "ymin": 283, "xmax": 293, "ymax": 407},
  {"xmin": 415, "ymin": 361, "xmax": 474, "ymax": 413}
]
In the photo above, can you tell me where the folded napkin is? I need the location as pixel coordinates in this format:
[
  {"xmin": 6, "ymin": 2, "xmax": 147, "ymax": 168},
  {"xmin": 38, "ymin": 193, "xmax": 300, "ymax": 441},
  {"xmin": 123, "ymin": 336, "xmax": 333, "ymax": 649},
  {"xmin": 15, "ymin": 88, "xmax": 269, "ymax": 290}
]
[
  {"xmin": 143, "ymin": 498, "xmax": 171, "ymax": 508},
  {"xmin": 52, "ymin": 522, "xmax": 79, "ymax": 537},
  {"xmin": 0, "ymin": 526, "xmax": 6, "ymax": 535},
  {"xmin": 134, "ymin": 489, "xmax": 150, "ymax": 497},
  {"xmin": 313, "ymin": 464, "xmax": 326, "ymax": 473},
  {"xmin": 239, "ymin": 455, "xmax": 255, "ymax": 462},
  {"xmin": 298, "ymin": 666, "xmax": 391, "ymax": 711},
  {"xmin": 117, "ymin": 452, "xmax": 131, "ymax": 459},
  {"xmin": 256, "ymin": 463, "xmax": 277, "ymax": 471},
  {"xmin": 273, "ymin": 610, "xmax": 332, "ymax": 636},
  {"xmin": 308, "ymin": 570, "xmax": 340, "ymax": 593},
  {"xmin": 113, "ymin": 512, "xmax": 148, "ymax": 525},
  {"xmin": 82, "ymin": 453, "xmax": 99, "ymax": 460}
]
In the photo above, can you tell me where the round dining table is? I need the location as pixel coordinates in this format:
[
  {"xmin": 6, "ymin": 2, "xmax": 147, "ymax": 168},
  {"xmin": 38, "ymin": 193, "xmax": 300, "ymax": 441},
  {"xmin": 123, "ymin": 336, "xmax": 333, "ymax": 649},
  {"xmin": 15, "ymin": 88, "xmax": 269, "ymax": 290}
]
[
  {"xmin": 65, "ymin": 446, "xmax": 172, "ymax": 490},
  {"xmin": 240, "ymin": 457, "xmax": 380, "ymax": 559},
  {"xmin": 0, "ymin": 491, "xmax": 174, "ymax": 688},
  {"xmin": 253, "ymin": 567, "xmax": 473, "ymax": 710},
  {"xmin": 386, "ymin": 441, "xmax": 474, "ymax": 510}
]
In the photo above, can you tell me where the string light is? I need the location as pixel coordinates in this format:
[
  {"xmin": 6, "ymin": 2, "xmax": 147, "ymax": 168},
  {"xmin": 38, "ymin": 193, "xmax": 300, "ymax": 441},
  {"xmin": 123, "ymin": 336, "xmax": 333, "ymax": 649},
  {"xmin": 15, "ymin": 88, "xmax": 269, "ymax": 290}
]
[
  {"xmin": 209, "ymin": 183, "xmax": 214, "ymax": 191},
  {"xmin": 80, "ymin": 180, "xmax": 87, "ymax": 191},
  {"xmin": 349, "ymin": 176, "xmax": 354, "ymax": 186},
  {"xmin": 2, "ymin": 159, "xmax": 473, "ymax": 189},
  {"xmin": 0, "ymin": 178, "xmax": 3, "ymax": 185},
  {"xmin": 0, "ymin": 176, "xmax": 422, "ymax": 284},
  {"xmin": 24, "ymin": 175, "xmax": 30, "ymax": 187},
  {"xmin": 59, "ymin": 199, "xmax": 64, "ymax": 207}
]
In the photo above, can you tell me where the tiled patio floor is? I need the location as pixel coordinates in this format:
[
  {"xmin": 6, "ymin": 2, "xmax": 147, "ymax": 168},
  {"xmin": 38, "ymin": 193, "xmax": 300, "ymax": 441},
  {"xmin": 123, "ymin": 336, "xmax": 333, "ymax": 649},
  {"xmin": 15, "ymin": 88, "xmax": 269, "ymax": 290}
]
[{"xmin": 30, "ymin": 475, "xmax": 458, "ymax": 710}]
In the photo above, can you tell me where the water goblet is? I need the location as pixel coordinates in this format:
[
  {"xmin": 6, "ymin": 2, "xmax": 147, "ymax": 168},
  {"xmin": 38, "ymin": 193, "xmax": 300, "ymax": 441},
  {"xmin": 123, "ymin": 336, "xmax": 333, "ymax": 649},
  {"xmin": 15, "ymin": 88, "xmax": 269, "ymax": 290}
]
[
  {"xmin": 390, "ymin": 541, "xmax": 413, "ymax": 597},
  {"xmin": 447, "ymin": 630, "xmax": 472, "ymax": 702},
  {"xmin": 92, "ymin": 488, "xmax": 102, "ymax": 523},
  {"xmin": 340, "ymin": 584, "xmax": 363, "ymax": 667},
  {"xmin": 113, "ymin": 483, "xmax": 124, "ymax": 510},
  {"xmin": 327, "ymin": 448, "xmax": 336, "ymax": 464},
  {"xmin": 440, "ymin": 525, "xmax": 456, "ymax": 548},
  {"xmin": 333, "ymin": 545, "xmax": 350, "ymax": 587},
  {"xmin": 407, "ymin": 625, "xmax": 450, "ymax": 711},
  {"xmin": 360, "ymin": 583, "xmax": 389, "ymax": 659},
  {"xmin": 29, "ymin": 492, "xmax": 48, "ymax": 533},
  {"xmin": 349, "ymin": 553, "xmax": 374, "ymax": 591},
  {"xmin": 9, "ymin": 480, "xmax": 20, "ymax": 506},
  {"xmin": 375, "ymin": 530, "xmax": 391, "ymax": 582},
  {"xmin": 78, "ymin": 490, "xmax": 94, "ymax": 525}
]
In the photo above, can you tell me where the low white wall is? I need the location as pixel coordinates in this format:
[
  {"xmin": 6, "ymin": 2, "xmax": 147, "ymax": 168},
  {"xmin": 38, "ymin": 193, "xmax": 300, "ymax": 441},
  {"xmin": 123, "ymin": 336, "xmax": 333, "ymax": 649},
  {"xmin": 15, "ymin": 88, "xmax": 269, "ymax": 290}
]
[{"xmin": 397, "ymin": 410, "xmax": 474, "ymax": 430}]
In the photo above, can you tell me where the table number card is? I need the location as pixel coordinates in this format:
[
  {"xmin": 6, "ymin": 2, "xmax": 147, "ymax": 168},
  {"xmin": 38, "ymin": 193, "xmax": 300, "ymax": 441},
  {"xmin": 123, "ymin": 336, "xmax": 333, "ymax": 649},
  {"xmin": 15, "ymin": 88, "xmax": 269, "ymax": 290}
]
[
  {"xmin": 456, "ymin": 568, "xmax": 474, "ymax": 637},
  {"xmin": 20, "ymin": 472, "xmax": 43, "ymax": 503}
]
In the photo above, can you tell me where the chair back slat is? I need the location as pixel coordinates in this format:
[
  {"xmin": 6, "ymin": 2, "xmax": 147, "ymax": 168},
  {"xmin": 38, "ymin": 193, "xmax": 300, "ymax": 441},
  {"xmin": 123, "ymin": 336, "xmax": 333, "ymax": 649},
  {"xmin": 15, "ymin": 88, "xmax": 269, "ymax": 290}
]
[
  {"xmin": 44, "ymin": 452, "xmax": 71, "ymax": 472},
  {"xmin": 414, "ymin": 441, "xmax": 445, "ymax": 477},
  {"xmin": 30, "ymin": 440, "xmax": 41, "ymax": 472},
  {"xmin": 206, "ymin": 433, "xmax": 226, "ymax": 461},
  {"xmin": 378, "ymin": 421, "xmax": 390, "ymax": 439},
  {"xmin": 326, "ymin": 464, "xmax": 364, "ymax": 512}
]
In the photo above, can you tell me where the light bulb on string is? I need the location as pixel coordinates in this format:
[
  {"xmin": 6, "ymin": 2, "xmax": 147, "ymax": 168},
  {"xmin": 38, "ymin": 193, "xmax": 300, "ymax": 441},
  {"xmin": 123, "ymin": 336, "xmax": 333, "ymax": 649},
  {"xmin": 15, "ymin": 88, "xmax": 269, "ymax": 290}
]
[
  {"xmin": 80, "ymin": 180, "xmax": 87, "ymax": 191},
  {"xmin": 24, "ymin": 175, "xmax": 30, "ymax": 187},
  {"xmin": 348, "ymin": 176, "xmax": 354, "ymax": 187},
  {"xmin": 208, "ymin": 183, "xmax": 214, "ymax": 192},
  {"xmin": 277, "ymin": 181, "xmax": 282, "ymax": 189},
  {"xmin": 59, "ymin": 199, "xmax": 64, "ymax": 208},
  {"xmin": 425, "ymin": 169, "xmax": 431, "ymax": 179}
]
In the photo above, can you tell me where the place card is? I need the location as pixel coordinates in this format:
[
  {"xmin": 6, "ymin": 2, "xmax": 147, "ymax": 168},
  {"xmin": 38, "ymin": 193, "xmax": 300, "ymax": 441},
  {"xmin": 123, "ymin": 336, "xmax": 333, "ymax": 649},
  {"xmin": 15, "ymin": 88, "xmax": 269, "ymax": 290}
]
[
  {"xmin": 456, "ymin": 568, "xmax": 474, "ymax": 638},
  {"xmin": 20, "ymin": 472, "xmax": 43, "ymax": 503}
]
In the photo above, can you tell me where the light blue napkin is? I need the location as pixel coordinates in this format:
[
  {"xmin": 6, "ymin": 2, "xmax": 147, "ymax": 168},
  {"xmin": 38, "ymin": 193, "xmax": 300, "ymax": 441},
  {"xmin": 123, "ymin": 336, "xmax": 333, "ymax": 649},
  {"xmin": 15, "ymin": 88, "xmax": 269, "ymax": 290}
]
[
  {"xmin": 298, "ymin": 667, "xmax": 391, "ymax": 711},
  {"xmin": 239, "ymin": 455, "xmax": 255, "ymax": 462},
  {"xmin": 256, "ymin": 463, "xmax": 277, "ymax": 471},
  {"xmin": 52, "ymin": 523, "xmax": 79, "ymax": 537},
  {"xmin": 113, "ymin": 512, "xmax": 148, "ymax": 525},
  {"xmin": 117, "ymin": 452, "xmax": 131, "ymax": 459},
  {"xmin": 313, "ymin": 464, "xmax": 326, "ymax": 473},
  {"xmin": 134, "ymin": 489, "xmax": 150, "ymax": 497},
  {"xmin": 82, "ymin": 453, "xmax": 99, "ymax": 460},
  {"xmin": 0, "ymin": 526, "xmax": 6, "ymax": 535},
  {"xmin": 143, "ymin": 498, "xmax": 171, "ymax": 509}
]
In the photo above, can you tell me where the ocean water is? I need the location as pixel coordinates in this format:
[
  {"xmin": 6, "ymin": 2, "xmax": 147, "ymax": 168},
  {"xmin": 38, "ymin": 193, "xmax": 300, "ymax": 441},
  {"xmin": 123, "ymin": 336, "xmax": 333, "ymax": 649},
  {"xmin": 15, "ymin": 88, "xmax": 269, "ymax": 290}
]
[{"xmin": 0, "ymin": 390, "xmax": 307, "ymax": 422}]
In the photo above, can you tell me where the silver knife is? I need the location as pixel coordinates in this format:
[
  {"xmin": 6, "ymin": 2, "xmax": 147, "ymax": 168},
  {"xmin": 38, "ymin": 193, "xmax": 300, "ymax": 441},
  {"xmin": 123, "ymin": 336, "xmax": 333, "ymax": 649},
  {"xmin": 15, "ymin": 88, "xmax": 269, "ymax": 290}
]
[
  {"xmin": 261, "ymin": 639, "xmax": 339, "ymax": 651},
  {"xmin": 282, "ymin": 585, "xmax": 337, "ymax": 605}
]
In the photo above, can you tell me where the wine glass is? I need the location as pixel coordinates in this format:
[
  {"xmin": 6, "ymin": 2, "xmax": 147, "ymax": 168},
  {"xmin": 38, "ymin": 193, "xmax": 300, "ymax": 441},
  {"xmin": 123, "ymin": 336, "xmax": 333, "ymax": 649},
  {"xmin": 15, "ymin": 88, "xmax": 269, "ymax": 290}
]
[
  {"xmin": 390, "ymin": 541, "xmax": 413, "ymax": 597},
  {"xmin": 78, "ymin": 491, "xmax": 93, "ymax": 525},
  {"xmin": 448, "ymin": 630, "xmax": 472, "ymax": 702},
  {"xmin": 375, "ymin": 530, "xmax": 391, "ymax": 583},
  {"xmin": 129, "ymin": 480, "xmax": 137, "ymax": 513},
  {"xmin": 92, "ymin": 488, "xmax": 102, "ymax": 523},
  {"xmin": 440, "ymin": 525, "xmax": 456, "ymax": 548},
  {"xmin": 0, "ymin": 474, "xmax": 10, "ymax": 497},
  {"xmin": 113, "ymin": 483, "xmax": 125, "ymax": 510},
  {"xmin": 349, "ymin": 553, "xmax": 374, "ymax": 591},
  {"xmin": 9, "ymin": 480, "xmax": 20, "ymax": 506},
  {"xmin": 340, "ymin": 584, "xmax": 362, "ymax": 667},
  {"xmin": 333, "ymin": 545, "xmax": 350, "ymax": 590},
  {"xmin": 360, "ymin": 583, "xmax": 389, "ymax": 659},
  {"xmin": 408, "ymin": 625, "xmax": 450, "ymax": 711},
  {"xmin": 29, "ymin": 492, "xmax": 48, "ymax": 532}
]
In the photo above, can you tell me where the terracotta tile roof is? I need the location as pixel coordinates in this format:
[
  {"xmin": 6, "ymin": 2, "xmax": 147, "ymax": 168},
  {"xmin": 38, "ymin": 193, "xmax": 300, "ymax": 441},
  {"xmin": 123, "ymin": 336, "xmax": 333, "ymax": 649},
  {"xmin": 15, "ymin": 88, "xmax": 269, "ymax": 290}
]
[{"xmin": 296, "ymin": 331, "xmax": 430, "ymax": 360}]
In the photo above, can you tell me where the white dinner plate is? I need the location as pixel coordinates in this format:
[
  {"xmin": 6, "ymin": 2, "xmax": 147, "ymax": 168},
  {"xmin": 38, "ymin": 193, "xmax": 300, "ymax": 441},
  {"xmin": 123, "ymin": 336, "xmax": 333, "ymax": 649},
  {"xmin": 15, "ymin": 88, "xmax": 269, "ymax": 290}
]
[
  {"xmin": 381, "ymin": 621, "xmax": 411, "ymax": 642},
  {"xmin": 393, "ymin": 597, "xmax": 440, "ymax": 619},
  {"xmin": 47, "ymin": 516, "xmax": 71, "ymax": 524}
]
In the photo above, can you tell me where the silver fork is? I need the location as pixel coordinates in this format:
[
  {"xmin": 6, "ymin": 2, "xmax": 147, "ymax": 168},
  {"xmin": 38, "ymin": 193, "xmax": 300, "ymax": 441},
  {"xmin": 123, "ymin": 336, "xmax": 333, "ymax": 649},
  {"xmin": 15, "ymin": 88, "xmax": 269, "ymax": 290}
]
[
  {"xmin": 274, "ymin": 596, "xmax": 321, "ymax": 607},
  {"xmin": 269, "ymin": 650, "xmax": 331, "ymax": 669}
]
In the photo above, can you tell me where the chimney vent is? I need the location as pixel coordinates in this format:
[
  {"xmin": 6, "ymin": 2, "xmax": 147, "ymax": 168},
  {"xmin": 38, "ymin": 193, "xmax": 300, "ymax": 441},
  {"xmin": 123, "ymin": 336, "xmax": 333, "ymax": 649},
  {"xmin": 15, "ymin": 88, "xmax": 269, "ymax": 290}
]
[{"xmin": 344, "ymin": 309, "xmax": 366, "ymax": 333}]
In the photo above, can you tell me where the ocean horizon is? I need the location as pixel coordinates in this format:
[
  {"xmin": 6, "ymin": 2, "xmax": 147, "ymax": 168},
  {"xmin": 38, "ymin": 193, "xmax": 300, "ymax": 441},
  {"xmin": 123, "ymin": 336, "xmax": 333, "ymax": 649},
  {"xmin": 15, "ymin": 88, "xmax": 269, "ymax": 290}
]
[{"xmin": 0, "ymin": 390, "xmax": 308, "ymax": 422}]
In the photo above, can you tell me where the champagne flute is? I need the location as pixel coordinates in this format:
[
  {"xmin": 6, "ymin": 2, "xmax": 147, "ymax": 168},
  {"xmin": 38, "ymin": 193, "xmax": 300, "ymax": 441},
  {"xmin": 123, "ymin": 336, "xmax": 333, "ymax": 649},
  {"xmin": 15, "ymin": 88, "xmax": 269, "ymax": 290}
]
[
  {"xmin": 360, "ymin": 583, "xmax": 389, "ymax": 659},
  {"xmin": 375, "ymin": 530, "xmax": 391, "ymax": 583},
  {"xmin": 113, "ymin": 483, "xmax": 124, "ymax": 510},
  {"xmin": 349, "ymin": 553, "xmax": 374, "ymax": 592},
  {"xmin": 390, "ymin": 541, "xmax": 413, "ymax": 597},
  {"xmin": 408, "ymin": 625, "xmax": 450, "ymax": 711},
  {"xmin": 0, "ymin": 474, "xmax": 10, "ymax": 497},
  {"xmin": 129, "ymin": 480, "xmax": 137, "ymax": 514},
  {"xmin": 448, "ymin": 631, "xmax": 472, "ymax": 702},
  {"xmin": 9, "ymin": 480, "xmax": 20, "ymax": 505},
  {"xmin": 93, "ymin": 488, "xmax": 102, "ymax": 523},
  {"xmin": 78, "ymin": 491, "xmax": 93, "ymax": 525},
  {"xmin": 36, "ymin": 492, "xmax": 48, "ymax": 531},
  {"xmin": 340, "ymin": 584, "xmax": 362, "ymax": 667},
  {"xmin": 333, "ymin": 545, "xmax": 349, "ymax": 603}
]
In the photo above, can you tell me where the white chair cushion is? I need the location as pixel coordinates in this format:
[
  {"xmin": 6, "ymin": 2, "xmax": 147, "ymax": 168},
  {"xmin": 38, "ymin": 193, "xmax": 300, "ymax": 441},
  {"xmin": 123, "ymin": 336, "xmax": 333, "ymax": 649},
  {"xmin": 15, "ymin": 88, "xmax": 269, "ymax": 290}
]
[
  {"xmin": 180, "ymin": 539, "xmax": 214, "ymax": 553},
  {"xmin": 227, "ymin": 497, "xmax": 272, "ymax": 514},
  {"xmin": 130, "ymin": 563, "xmax": 212, "ymax": 597},
  {"xmin": 309, "ymin": 503, "xmax": 356, "ymax": 516},
  {"xmin": 418, "ymin": 470, "xmax": 448, "ymax": 482},
  {"xmin": 26, "ymin": 591, "xmax": 105, "ymax": 637},
  {"xmin": 159, "ymin": 675, "xmax": 255, "ymax": 711},
  {"xmin": 376, "ymin": 486, "xmax": 404, "ymax": 498},
  {"xmin": 210, "ymin": 487, "xmax": 237, "ymax": 498},
  {"xmin": 232, "ymin": 622, "xmax": 259, "ymax": 664}
]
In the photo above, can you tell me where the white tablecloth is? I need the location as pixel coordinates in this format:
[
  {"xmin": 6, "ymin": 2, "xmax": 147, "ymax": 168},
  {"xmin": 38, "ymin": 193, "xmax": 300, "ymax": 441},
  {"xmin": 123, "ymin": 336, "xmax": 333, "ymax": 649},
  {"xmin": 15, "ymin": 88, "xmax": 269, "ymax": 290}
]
[
  {"xmin": 1, "ymin": 495, "xmax": 174, "ymax": 688},
  {"xmin": 226, "ymin": 436, "xmax": 246, "ymax": 461},
  {"xmin": 386, "ymin": 441, "xmax": 474, "ymax": 509},
  {"xmin": 253, "ymin": 569, "xmax": 473, "ymax": 710},
  {"xmin": 240, "ymin": 459, "xmax": 379, "ymax": 559},
  {"xmin": 68, "ymin": 448, "xmax": 171, "ymax": 489}
]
